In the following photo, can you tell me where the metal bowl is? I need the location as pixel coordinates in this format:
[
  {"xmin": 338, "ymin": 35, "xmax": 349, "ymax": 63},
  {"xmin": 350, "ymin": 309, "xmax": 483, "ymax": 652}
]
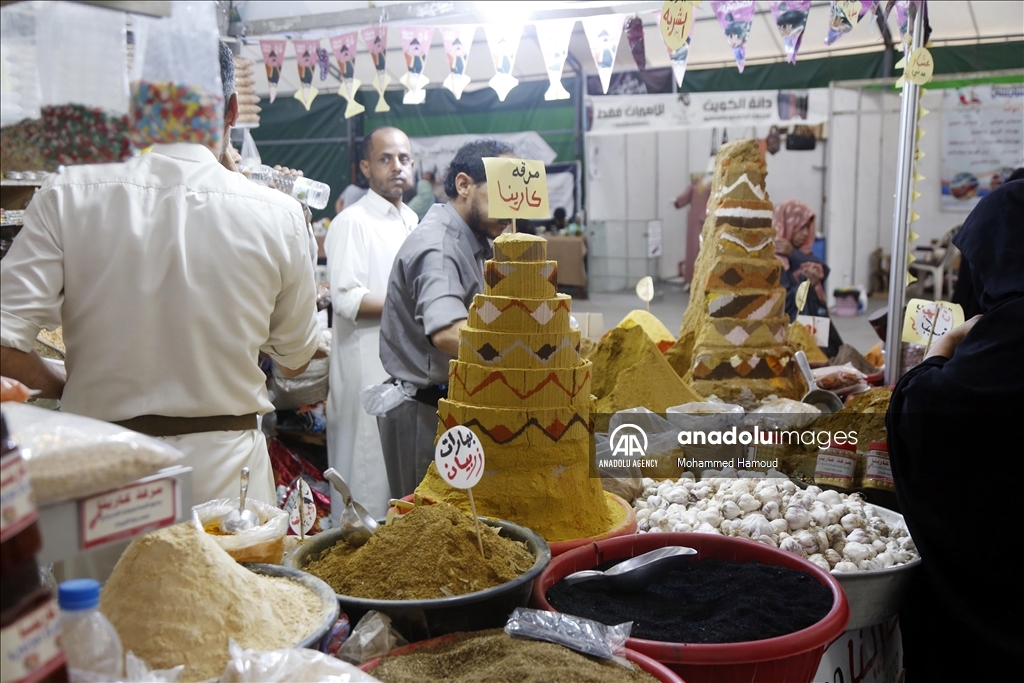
[
  {"xmin": 286, "ymin": 517, "xmax": 551, "ymax": 642},
  {"xmin": 242, "ymin": 563, "xmax": 340, "ymax": 649},
  {"xmin": 831, "ymin": 505, "xmax": 922, "ymax": 631}
]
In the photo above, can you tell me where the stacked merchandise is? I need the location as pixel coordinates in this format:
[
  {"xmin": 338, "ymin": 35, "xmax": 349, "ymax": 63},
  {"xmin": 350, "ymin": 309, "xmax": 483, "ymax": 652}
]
[
  {"xmin": 666, "ymin": 140, "xmax": 804, "ymax": 405},
  {"xmin": 233, "ymin": 56, "xmax": 261, "ymax": 125},
  {"xmin": 415, "ymin": 233, "xmax": 622, "ymax": 543}
]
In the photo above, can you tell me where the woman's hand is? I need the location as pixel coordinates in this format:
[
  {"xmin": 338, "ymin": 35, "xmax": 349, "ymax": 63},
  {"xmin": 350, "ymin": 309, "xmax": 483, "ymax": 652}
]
[
  {"xmin": 774, "ymin": 237, "xmax": 794, "ymax": 256},
  {"xmin": 799, "ymin": 261, "xmax": 825, "ymax": 286},
  {"xmin": 925, "ymin": 314, "xmax": 982, "ymax": 360}
]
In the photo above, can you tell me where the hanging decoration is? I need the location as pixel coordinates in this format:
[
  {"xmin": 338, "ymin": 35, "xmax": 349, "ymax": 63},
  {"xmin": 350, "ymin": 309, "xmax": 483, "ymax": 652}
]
[
  {"xmin": 361, "ymin": 25, "xmax": 391, "ymax": 113},
  {"xmin": 259, "ymin": 39, "xmax": 286, "ymax": 103},
  {"xmin": 440, "ymin": 26, "xmax": 476, "ymax": 99},
  {"xmin": 625, "ymin": 16, "xmax": 646, "ymax": 70},
  {"xmin": 660, "ymin": 1, "xmax": 699, "ymax": 87},
  {"xmin": 316, "ymin": 46, "xmax": 330, "ymax": 81},
  {"xmin": 399, "ymin": 27, "xmax": 435, "ymax": 105},
  {"xmin": 582, "ymin": 14, "xmax": 626, "ymax": 94},
  {"xmin": 330, "ymin": 32, "xmax": 363, "ymax": 119},
  {"xmin": 894, "ymin": 0, "xmax": 924, "ymax": 51},
  {"xmin": 534, "ymin": 19, "xmax": 575, "ymax": 101},
  {"xmin": 710, "ymin": 1, "xmax": 755, "ymax": 73},
  {"xmin": 484, "ymin": 24, "xmax": 524, "ymax": 102},
  {"xmin": 825, "ymin": 1, "xmax": 878, "ymax": 46},
  {"xmin": 292, "ymin": 39, "xmax": 321, "ymax": 110},
  {"xmin": 769, "ymin": 1, "xmax": 811, "ymax": 64}
]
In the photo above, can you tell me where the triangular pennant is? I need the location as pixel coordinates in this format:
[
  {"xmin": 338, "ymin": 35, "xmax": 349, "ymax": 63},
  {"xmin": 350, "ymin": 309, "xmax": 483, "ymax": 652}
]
[
  {"xmin": 912, "ymin": 188, "xmax": 921, "ymax": 201},
  {"xmin": 894, "ymin": 56, "xmax": 906, "ymax": 69},
  {"xmin": 913, "ymin": 169, "xmax": 925, "ymax": 183},
  {"xmin": 908, "ymin": 252, "xmax": 916, "ymax": 264},
  {"xmin": 330, "ymin": 32, "xmax": 365, "ymax": 118},
  {"xmin": 667, "ymin": 36, "xmax": 692, "ymax": 87},
  {"xmin": 582, "ymin": 14, "xmax": 627, "ymax": 93},
  {"xmin": 361, "ymin": 26, "xmax": 391, "ymax": 113},
  {"xmin": 915, "ymin": 147, "xmax": 925, "ymax": 161},
  {"xmin": 769, "ymin": 1, "xmax": 811, "ymax": 65},
  {"xmin": 399, "ymin": 26, "xmax": 435, "ymax": 105},
  {"xmin": 534, "ymin": 20, "xmax": 575, "ymax": 101},
  {"xmin": 440, "ymin": 25, "xmax": 476, "ymax": 100},
  {"xmin": 894, "ymin": 1, "xmax": 922, "ymax": 48},
  {"xmin": 711, "ymin": 1, "xmax": 755, "ymax": 72},
  {"xmin": 259, "ymin": 39, "xmax": 287, "ymax": 104},
  {"xmin": 918, "ymin": 104, "xmax": 929, "ymax": 118},
  {"xmin": 824, "ymin": 1, "xmax": 878, "ymax": 46},
  {"xmin": 626, "ymin": 15, "xmax": 646, "ymax": 70},
  {"xmin": 915, "ymin": 126, "xmax": 925, "ymax": 142},
  {"xmin": 910, "ymin": 229, "xmax": 920, "ymax": 242},
  {"xmin": 910, "ymin": 210, "xmax": 920, "ymax": 223},
  {"xmin": 484, "ymin": 24, "xmax": 524, "ymax": 101},
  {"xmin": 293, "ymin": 39, "xmax": 323, "ymax": 110},
  {"xmin": 907, "ymin": 272, "xmax": 917, "ymax": 284},
  {"xmin": 660, "ymin": 1, "xmax": 696, "ymax": 52},
  {"xmin": 895, "ymin": 75, "xmax": 905, "ymax": 89}
]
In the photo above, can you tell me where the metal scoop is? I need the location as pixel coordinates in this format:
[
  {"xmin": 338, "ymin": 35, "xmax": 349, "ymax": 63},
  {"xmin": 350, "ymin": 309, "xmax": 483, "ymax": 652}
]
[
  {"xmin": 221, "ymin": 467, "xmax": 260, "ymax": 534},
  {"xmin": 324, "ymin": 468, "xmax": 378, "ymax": 547},
  {"xmin": 795, "ymin": 350, "xmax": 845, "ymax": 414},
  {"xmin": 563, "ymin": 546, "xmax": 698, "ymax": 592}
]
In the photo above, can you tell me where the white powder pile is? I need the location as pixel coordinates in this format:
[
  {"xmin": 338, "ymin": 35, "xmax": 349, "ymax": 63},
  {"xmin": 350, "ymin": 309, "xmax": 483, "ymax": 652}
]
[{"xmin": 101, "ymin": 523, "xmax": 323, "ymax": 682}]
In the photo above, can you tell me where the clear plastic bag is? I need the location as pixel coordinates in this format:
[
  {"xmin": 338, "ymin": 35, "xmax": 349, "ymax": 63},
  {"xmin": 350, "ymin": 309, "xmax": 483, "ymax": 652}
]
[
  {"xmin": 0, "ymin": 1, "xmax": 45, "ymax": 173},
  {"xmin": 812, "ymin": 363, "xmax": 867, "ymax": 392},
  {"xmin": 504, "ymin": 608, "xmax": 633, "ymax": 669},
  {"xmin": 269, "ymin": 357, "xmax": 329, "ymax": 411},
  {"xmin": 337, "ymin": 611, "xmax": 408, "ymax": 665},
  {"xmin": 36, "ymin": 1, "xmax": 131, "ymax": 165},
  {"xmin": 129, "ymin": 2, "xmax": 223, "ymax": 150},
  {"xmin": 69, "ymin": 651, "xmax": 182, "ymax": 683},
  {"xmin": 239, "ymin": 127, "xmax": 261, "ymax": 172},
  {"xmin": 220, "ymin": 640, "xmax": 380, "ymax": 682},
  {"xmin": 1, "ymin": 402, "xmax": 184, "ymax": 505},
  {"xmin": 360, "ymin": 382, "xmax": 414, "ymax": 418},
  {"xmin": 191, "ymin": 498, "xmax": 289, "ymax": 564}
]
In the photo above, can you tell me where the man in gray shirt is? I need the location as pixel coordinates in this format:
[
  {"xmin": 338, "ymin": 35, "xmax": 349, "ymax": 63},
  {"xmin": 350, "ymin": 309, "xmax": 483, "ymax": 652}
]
[{"xmin": 378, "ymin": 139, "xmax": 515, "ymax": 498}]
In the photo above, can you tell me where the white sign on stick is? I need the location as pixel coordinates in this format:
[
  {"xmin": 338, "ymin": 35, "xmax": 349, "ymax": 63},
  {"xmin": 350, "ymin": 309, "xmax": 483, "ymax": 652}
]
[{"xmin": 435, "ymin": 426, "xmax": 485, "ymax": 489}]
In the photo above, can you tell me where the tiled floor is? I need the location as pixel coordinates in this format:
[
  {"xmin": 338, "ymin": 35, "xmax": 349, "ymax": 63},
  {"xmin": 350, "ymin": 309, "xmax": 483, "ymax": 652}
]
[{"xmin": 570, "ymin": 282, "xmax": 888, "ymax": 355}]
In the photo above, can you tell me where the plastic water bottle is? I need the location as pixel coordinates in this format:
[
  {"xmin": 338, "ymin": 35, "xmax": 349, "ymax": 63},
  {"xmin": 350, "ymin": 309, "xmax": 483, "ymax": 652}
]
[
  {"xmin": 247, "ymin": 164, "xmax": 331, "ymax": 210},
  {"xmin": 58, "ymin": 579, "xmax": 124, "ymax": 678}
]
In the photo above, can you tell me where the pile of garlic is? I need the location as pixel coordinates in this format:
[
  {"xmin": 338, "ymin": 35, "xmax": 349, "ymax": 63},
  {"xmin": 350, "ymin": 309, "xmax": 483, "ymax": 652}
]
[{"xmin": 633, "ymin": 476, "xmax": 919, "ymax": 573}]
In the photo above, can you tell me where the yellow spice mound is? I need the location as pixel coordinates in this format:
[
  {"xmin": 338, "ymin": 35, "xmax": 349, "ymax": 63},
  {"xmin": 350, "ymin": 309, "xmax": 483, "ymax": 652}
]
[
  {"xmin": 617, "ymin": 309, "xmax": 676, "ymax": 353},
  {"xmin": 787, "ymin": 322, "xmax": 829, "ymax": 363}
]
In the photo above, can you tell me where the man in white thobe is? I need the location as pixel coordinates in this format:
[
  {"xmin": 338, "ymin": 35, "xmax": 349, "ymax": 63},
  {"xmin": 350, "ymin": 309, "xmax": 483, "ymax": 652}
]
[{"xmin": 325, "ymin": 127, "xmax": 417, "ymax": 520}]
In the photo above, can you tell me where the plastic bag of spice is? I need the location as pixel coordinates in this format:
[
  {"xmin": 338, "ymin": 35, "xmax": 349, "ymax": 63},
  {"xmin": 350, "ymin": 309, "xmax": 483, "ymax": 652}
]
[
  {"xmin": 191, "ymin": 497, "xmax": 288, "ymax": 564},
  {"xmin": 504, "ymin": 608, "xmax": 633, "ymax": 669},
  {"xmin": 220, "ymin": 640, "xmax": 379, "ymax": 682},
  {"xmin": 35, "ymin": 2, "xmax": 132, "ymax": 166},
  {"xmin": 337, "ymin": 611, "xmax": 408, "ymax": 665},
  {"xmin": 0, "ymin": 2, "xmax": 46, "ymax": 174},
  {"xmin": 129, "ymin": 1, "xmax": 224, "ymax": 150}
]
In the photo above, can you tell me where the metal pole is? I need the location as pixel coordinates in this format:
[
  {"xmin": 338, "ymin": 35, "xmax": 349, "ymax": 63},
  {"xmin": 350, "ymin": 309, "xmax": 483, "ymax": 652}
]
[{"xmin": 884, "ymin": 4, "xmax": 926, "ymax": 386}]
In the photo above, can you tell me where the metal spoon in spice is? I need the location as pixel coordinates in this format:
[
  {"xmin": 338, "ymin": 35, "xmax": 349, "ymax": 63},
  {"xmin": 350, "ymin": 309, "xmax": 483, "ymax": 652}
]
[
  {"xmin": 221, "ymin": 467, "xmax": 260, "ymax": 534},
  {"xmin": 324, "ymin": 468, "xmax": 379, "ymax": 547},
  {"xmin": 563, "ymin": 546, "xmax": 698, "ymax": 592}
]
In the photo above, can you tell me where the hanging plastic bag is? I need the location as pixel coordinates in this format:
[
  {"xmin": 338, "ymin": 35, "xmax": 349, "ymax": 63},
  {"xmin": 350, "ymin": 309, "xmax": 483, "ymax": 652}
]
[
  {"xmin": 129, "ymin": 1, "xmax": 223, "ymax": 151},
  {"xmin": 36, "ymin": 1, "xmax": 131, "ymax": 166},
  {"xmin": 239, "ymin": 127, "xmax": 261, "ymax": 172},
  {"xmin": 0, "ymin": 1, "xmax": 46, "ymax": 174}
]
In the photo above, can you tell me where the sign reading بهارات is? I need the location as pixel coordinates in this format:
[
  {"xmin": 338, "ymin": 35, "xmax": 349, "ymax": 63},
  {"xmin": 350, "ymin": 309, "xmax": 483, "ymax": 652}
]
[
  {"xmin": 483, "ymin": 158, "xmax": 551, "ymax": 220},
  {"xmin": 434, "ymin": 426, "xmax": 486, "ymax": 490}
]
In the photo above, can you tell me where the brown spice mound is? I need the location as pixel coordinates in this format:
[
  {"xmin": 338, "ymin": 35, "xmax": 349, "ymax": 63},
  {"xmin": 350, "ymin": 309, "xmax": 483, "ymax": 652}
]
[
  {"xmin": 371, "ymin": 629, "xmax": 659, "ymax": 683},
  {"xmin": 303, "ymin": 503, "xmax": 535, "ymax": 600}
]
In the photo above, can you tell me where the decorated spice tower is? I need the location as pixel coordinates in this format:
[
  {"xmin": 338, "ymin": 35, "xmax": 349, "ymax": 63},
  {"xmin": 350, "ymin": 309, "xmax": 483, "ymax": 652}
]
[
  {"xmin": 415, "ymin": 233, "xmax": 627, "ymax": 543},
  {"xmin": 665, "ymin": 139, "xmax": 805, "ymax": 404}
]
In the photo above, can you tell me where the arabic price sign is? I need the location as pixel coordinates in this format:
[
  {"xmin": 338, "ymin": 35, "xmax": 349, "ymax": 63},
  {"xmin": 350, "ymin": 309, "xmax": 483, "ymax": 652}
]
[
  {"xmin": 483, "ymin": 157, "xmax": 551, "ymax": 219},
  {"xmin": 287, "ymin": 478, "xmax": 316, "ymax": 536},
  {"xmin": 796, "ymin": 314, "xmax": 831, "ymax": 346},
  {"xmin": 837, "ymin": 0, "xmax": 863, "ymax": 27},
  {"xmin": 80, "ymin": 478, "xmax": 177, "ymax": 549},
  {"xmin": 795, "ymin": 279, "xmax": 810, "ymax": 313},
  {"xmin": 660, "ymin": 1, "xmax": 697, "ymax": 51},
  {"xmin": 905, "ymin": 46, "xmax": 934, "ymax": 86},
  {"xmin": 435, "ymin": 426, "xmax": 486, "ymax": 489},
  {"xmin": 636, "ymin": 276, "xmax": 654, "ymax": 303},
  {"xmin": 901, "ymin": 299, "xmax": 964, "ymax": 345}
]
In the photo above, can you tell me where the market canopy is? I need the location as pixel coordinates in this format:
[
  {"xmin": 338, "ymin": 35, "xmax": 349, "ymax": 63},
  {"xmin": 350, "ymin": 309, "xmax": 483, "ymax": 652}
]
[{"xmin": 230, "ymin": 1, "xmax": 1023, "ymax": 97}]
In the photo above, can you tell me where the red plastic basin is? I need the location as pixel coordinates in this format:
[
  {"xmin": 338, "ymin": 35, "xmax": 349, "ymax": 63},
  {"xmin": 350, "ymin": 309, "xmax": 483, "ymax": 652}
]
[
  {"xmin": 360, "ymin": 632, "xmax": 687, "ymax": 682},
  {"xmin": 531, "ymin": 532, "xmax": 850, "ymax": 683}
]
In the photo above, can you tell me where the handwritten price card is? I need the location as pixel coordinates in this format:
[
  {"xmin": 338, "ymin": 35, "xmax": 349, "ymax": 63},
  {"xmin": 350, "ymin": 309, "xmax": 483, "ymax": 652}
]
[
  {"xmin": 660, "ymin": 1, "xmax": 697, "ymax": 51},
  {"xmin": 905, "ymin": 46, "xmax": 934, "ymax": 86},
  {"xmin": 902, "ymin": 299, "xmax": 964, "ymax": 345},
  {"xmin": 80, "ymin": 478, "xmax": 177, "ymax": 549},
  {"xmin": 483, "ymin": 157, "xmax": 551, "ymax": 219},
  {"xmin": 435, "ymin": 426, "xmax": 486, "ymax": 489}
]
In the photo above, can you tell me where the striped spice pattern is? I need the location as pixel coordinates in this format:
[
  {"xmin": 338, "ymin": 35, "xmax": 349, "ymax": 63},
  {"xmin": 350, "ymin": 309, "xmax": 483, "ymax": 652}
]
[
  {"xmin": 468, "ymin": 294, "xmax": 572, "ymax": 333},
  {"xmin": 706, "ymin": 290, "xmax": 784, "ymax": 319},
  {"xmin": 447, "ymin": 361, "xmax": 592, "ymax": 408},
  {"xmin": 438, "ymin": 403, "xmax": 591, "ymax": 444},
  {"xmin": 484, "ymin": 261, "xmax": 558, "ymax": 298}
]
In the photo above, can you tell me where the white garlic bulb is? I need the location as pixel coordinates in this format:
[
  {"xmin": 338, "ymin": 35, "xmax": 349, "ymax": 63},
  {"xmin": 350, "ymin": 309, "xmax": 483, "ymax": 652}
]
[
  {"xmin": 810, "ymin": 502, "xmax": 830, "ymax": 529},
  {"xmin": 843, "ymin": 541, "xmax": 874, "ymax": 564},
  {"xmin": 807, "ymin": 553, "xmax": 831, "ymax": 571},
  {"xmin": 833, "ymin": 561, "xmax": 860, "ymax": 573},
  {"xmin": 647, "ymin": 495, "xmax": 664, "ymax": 509},
  {"xmin": 784, "ymin": 505, "xmax": 812, "ymax": 530},
  {"xmin": 770, "ymin": 518, "xmax": 789, "ymax": 534},
  {"xmin": 824, "ymin": 548, "xmax": 842, "ymax": 568},
  {"xmin": 780, "ymin": 536, "xmax": 805, "ymax": 557},
  {"xmin": 738, "ymin": 513, "xmax": 773, "ymax": 539},
  {"xmin": 673, "ymin": 522, "xmax": 693, "ymax": 533},
  {"xmin": 721, "ymin": 500, "xmax": 743, "ymax": 520},
  {"xmin": 649, "ymin": 509, "xmax": 667, "ymax": 526},
  {"xmin": 761, "ymin": 500, "xmax": 781, "ymax": 521},
  {"xmin": 841, "ymin": 513, "xmax": 866, "ymax": 533},
  {"xmin": 737, "ymin": 493, "xmax": 761, "ymax": 512},
  {"xmin": 696, "ymin": 522, "xmax": 719, "ymax": 534}
]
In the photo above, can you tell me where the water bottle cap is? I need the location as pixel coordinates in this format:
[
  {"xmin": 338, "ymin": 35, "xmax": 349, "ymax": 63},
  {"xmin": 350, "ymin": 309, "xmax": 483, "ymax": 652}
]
[{"xmin": 59, "ymin": 579, "xmax": 101, "ymax": 610}]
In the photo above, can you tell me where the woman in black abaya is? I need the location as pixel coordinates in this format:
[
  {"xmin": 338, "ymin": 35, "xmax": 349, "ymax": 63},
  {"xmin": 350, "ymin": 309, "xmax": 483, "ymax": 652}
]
[{"xmin": 887, "ymin": 180, "xmax": 1024, "ymax": 680}]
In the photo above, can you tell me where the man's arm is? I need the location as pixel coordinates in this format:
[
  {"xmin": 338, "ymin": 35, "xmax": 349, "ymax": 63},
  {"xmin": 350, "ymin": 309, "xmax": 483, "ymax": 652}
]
[
  {"xmin": 0, "ymin": 346, "xmax": 65, "ymax": 398},
  {"xmin": 357, "ymin": 293, "xmax": 385, "ymax": 319},
  {"xmin": 430, "ymin": 319, "xmax": 465, "ymax": 357}
]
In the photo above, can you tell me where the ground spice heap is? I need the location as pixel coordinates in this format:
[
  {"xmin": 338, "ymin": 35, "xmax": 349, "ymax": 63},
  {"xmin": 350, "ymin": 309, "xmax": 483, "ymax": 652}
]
[
  {"xmin": 101, "ymin": 523, "xmax": 323, "ymax": 682},
  {"xmin": 303, "ymin": 503, "xmax": 535, "ymax": 601},
  {"xmin": 546, "ymin": 557, "xmax": 834, "ymax": 644},
  {"xmin": 370, "ymin": 629, "xmax": 659, "ymax": 683}
]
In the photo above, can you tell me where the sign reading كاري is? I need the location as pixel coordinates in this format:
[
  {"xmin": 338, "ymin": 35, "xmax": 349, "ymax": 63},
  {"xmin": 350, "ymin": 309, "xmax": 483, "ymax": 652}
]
[
  {"xmin": 483, "ymin": 157, "xmax": 551, "ymax": 220},
  {"xmin": 80, "ymin": 478, "xmax": 177, "ymax": 549}
]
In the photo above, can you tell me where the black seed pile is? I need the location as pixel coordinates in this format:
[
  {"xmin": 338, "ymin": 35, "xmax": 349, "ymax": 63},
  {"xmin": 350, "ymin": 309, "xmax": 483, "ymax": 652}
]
[{"xmin": 546, "ymin": 558, "xmax": 834, "ymax": 644}]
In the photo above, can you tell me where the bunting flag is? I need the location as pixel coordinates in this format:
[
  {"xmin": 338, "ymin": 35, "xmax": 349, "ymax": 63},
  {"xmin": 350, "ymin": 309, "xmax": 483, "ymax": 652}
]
[
  {"xmin": 582, "ymin": 14, "xmax": 626, "ymax": 94},
  {"xmin": 361, "ymin": 25, "xmax": 391, "ymax": 113},
  {"xmin": 534, "ymin": 19, "xmax": 575, "ymax": 101},
  {"xmin": 400, "ymin": 26, "xmax": 435, "ymax": 105},
  {"xmin": 825, "ymin": 1, "xmax": 878, "ymax": 46},
  {"xmin": 769, "ymin": 1, "xmax": 811, "ymax": 64},
  {"xmin": 711, "ymin": 1, "xmax": 755, "ymax": 73},
  {"xmin": 259, "ymin": 39, "xmax": 286, "ymax": 103},
  {"xmin": 330, "ymin": 32, "xmax": 364, "ymax": 118},
  {"xmin": 625, "ymin": 16, "xmax": 646, "ymax": 70},
  {"xmin": 441, "ymin": 25, "xmax": 476, "ymax": 99},
  {"xmin": 293, "ymin": 39, "xmax": 322, "ymax": 110},
  {"xmin": 894, "ymin": 0, "xmax": 923, "ymax": 50},
  {"xmin": 484, "ymin": 24, "xmax": 524, "ymax": 101},
  {"xmin": 659, "ymin": 1, "xmax": 698, "ymax": 87},
  {"xmin": 667, "ymin": 37, "xmax": 693, "ymax": 87},
  {"xmin": 316, "ymin": 47, "xmax": 330, "ymax": 81}
]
